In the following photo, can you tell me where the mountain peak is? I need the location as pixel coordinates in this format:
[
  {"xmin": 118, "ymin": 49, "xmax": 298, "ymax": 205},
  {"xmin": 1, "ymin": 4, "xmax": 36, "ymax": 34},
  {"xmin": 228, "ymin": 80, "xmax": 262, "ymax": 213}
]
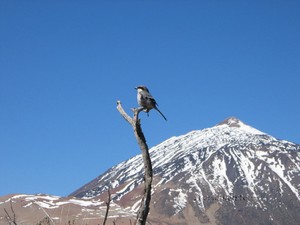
[
  {"xmin": 216, "ymin": 116, "xmax": 265, "ymax": 135},
  {"xmin": 217, "ymin": 116, "xmax": 243, "ymax": 127},
  {"xmin": 68, "ymin": 117, "xmax": 300, "ymax": 225}
]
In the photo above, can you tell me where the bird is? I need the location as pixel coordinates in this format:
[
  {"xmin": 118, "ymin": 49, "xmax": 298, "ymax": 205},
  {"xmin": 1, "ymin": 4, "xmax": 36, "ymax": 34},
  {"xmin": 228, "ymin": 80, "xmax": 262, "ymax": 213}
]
[{"xmin": 135, "ymin": 85, "xmax": 167, "ymax": 121}]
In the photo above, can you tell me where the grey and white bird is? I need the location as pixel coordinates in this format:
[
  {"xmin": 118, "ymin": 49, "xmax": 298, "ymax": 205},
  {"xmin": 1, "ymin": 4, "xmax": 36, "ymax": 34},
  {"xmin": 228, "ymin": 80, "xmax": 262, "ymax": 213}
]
[{"xmin": 135, "ymin": 85, "xmax": 167, "ymax": 121}]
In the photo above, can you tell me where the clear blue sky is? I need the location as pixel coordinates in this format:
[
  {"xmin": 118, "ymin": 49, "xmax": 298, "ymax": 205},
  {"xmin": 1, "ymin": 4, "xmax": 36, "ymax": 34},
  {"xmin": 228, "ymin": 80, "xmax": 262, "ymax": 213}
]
[{"xmin": 1, "ymin": 1, "xmax": 299, "ymax": 197}]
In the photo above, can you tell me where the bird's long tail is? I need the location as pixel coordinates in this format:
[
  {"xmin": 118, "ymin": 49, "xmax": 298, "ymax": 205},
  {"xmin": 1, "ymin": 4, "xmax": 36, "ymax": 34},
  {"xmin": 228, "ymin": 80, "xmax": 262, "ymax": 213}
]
[{"xmin": 155, "ymin": 107, "xmax": 167, "ymax": 121}]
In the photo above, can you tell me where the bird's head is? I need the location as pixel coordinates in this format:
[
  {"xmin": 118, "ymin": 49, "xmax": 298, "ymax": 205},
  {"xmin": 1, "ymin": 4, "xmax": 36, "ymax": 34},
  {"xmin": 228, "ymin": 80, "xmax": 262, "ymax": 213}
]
[{"xmin": 135, "ymin": 85, "xmax": 149, "ymax": 92}]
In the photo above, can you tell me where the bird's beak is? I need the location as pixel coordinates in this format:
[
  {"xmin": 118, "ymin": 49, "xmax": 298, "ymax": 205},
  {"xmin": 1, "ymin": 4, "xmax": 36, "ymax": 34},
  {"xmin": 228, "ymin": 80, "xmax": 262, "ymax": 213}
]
[{"xmin": 134, "ymin": 87, "xmax": 138, "ymax": 90}]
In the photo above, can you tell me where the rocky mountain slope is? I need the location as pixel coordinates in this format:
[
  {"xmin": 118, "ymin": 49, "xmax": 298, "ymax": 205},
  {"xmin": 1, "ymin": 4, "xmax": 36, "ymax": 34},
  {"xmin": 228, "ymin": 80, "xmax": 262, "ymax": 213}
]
[
  {"xmin": 70, "ymin": 117, "xmax": 300, "ymax": 225},
  {"xmin": 1, "ymin": 117, "xmax": 299, "ymax": 225},
  {"xmin": 0, "ymin": 194, "xmax": 134, "ymax": 224}
]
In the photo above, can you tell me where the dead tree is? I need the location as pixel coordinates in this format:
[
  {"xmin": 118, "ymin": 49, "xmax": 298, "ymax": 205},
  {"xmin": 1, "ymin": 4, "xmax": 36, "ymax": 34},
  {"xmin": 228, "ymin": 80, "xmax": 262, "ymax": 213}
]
[
  {"xmin": 3, "ymin": 200, "xmax": 17, "ymax": 225},
  {"xmin": 116, "ymin": 101, "xmax": 153, "ymax": 225},
  {"xmin": 102, "ymin": 188, "xmax": 111, "ymax": 225}
]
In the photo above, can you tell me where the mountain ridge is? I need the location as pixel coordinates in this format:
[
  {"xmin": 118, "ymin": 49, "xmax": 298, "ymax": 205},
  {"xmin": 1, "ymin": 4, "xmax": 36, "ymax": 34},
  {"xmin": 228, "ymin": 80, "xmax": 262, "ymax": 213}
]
[
  {"xmin": 1, "ymin": 117, "xmax": 299, "ymax": 225},
  {"xmin": 68, "ymin": 117, "xmax": 300, "ymax": 224}
]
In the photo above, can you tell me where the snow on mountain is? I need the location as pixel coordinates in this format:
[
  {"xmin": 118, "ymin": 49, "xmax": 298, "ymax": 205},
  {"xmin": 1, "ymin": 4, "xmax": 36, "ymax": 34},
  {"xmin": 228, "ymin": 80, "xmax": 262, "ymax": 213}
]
[
  {"xmin": 70, "ymin": 117, "xmax": 300, "ymax": 225},
  {"xmin": 72, "ymin": 117, "xmax": 298, "ymax": 200},
  {"xmin": 0, "ymin": 193, "xmax": 135, "ymax": 225},
  {"xmin": 1, "ymin": 117, "xmax": 299, "ymax": 225},
  {"xmin": 8, "ymin": 194, "xmax": 102, "ymax": 209}
]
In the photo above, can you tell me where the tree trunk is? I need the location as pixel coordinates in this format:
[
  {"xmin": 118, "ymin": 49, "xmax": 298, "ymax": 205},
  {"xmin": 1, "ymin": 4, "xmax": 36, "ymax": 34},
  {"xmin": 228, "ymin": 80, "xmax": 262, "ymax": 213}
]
[{"xmin": 117, "ymin": 101, "xmax": 153, "ymax": 225}]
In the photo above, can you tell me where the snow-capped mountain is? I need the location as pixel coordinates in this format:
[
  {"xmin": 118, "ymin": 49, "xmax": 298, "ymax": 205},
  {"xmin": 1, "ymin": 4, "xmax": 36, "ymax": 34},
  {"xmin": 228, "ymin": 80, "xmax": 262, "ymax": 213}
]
[
  {"xmin": 1, "ymin": 117, "xmax": 299, "ymax": 225},
  {"xmin": 70, "ymin": 117, "xmax": 300, "ymax": 225}
]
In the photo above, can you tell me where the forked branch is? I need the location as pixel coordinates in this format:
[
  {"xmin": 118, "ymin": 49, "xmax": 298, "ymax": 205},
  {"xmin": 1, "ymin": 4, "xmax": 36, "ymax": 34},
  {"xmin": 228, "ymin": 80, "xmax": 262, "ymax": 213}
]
[{"xmin": 116, "ymin": 101, "xmax": 153, "ymax": 225}]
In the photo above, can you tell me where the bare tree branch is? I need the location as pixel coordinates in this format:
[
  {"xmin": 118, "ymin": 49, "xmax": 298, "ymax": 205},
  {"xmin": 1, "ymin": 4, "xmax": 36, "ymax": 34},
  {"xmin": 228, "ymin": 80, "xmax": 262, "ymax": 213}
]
[
  {"xmin": 3, "ymin": 200, "xmax": 17, "ymax": 225},
  {"xmin": 116, "ymin": 101, "xmax": 133, "ymax": 124},
  {"xmin": 116, "ymin": 101, "xmax": 153, "ymax": 225},
  {"xmin": 102, "ymin": 188, "xmax": 111, "ymax": 225}
]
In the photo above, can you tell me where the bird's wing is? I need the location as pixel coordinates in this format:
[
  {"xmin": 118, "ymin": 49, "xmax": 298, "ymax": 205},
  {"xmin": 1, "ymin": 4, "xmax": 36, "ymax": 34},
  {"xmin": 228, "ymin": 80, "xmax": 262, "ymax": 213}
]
[
  {"xmin": 148, "ymin": 96, "xmax": 158, "ymax": 107},
  {"xmin": 142, "ymin": 92, "xmax": 158, "ymax": 106},
  {"xmin": 143, "ymin": 91, "xmax": 153, "ymax": 99}
]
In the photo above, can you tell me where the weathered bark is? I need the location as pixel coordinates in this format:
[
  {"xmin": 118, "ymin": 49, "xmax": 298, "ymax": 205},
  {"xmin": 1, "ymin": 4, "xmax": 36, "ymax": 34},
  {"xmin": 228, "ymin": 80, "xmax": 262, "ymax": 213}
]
[{"xmin": 116, "ymin": 101, "xmax": 153, "ymax": 225}]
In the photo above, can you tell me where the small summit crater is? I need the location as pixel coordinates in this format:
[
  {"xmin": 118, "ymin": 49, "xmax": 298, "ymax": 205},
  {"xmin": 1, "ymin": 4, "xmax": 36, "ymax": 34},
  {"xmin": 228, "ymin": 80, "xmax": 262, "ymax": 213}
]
[
  {"xmin": 218, "ymin": 117, "xmax": 242, "ymax": 128},
  {"xmin": 216, "ymin": 117, "xmax": 265, "ymax": 135}
]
